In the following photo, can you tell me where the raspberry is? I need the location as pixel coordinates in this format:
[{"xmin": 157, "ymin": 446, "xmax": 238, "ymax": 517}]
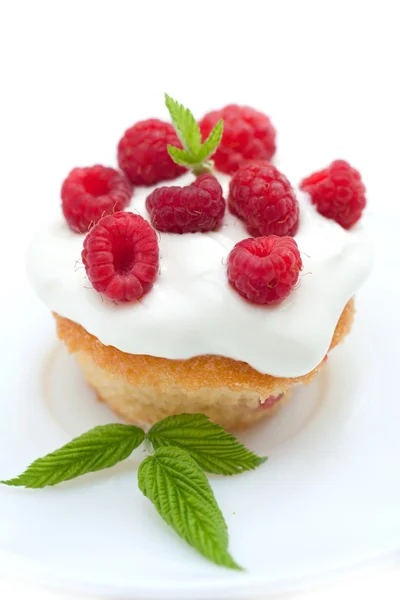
[
  {"xmin": 145, "ymin": 173, "xmax": 225, "ymax": 233},
  {"xmin": 259, "ymin": 393, "xmax": 283, "ymax": 409},
  {"xmin": 117, "ymin": 119, "xmax": 186, "ymax": 186},
  {"xmin": 61, "ymin": 165, "xmax": 133, "ymax": 233},
  {"xmin": 199, "ymin": 105, "xmax": 276, "ymax": 174},
  {"xmin": 227, "ymin": 236, "xmax": 302, "ymax": 305},
  {"xmin": 82, "ymin": 212, "xmax": 159, "ymax": 302},
  {"xmin": 229, "ymin": 162, "xmax": 299, "ymax": 237},
  {"xmin": 300, "ymin": 160, "xmax": 366, "ymax": 229}
]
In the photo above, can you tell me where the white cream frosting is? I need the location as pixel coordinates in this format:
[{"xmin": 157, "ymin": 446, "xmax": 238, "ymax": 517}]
[{"xmin": 26, "ymin": 172, "xmax": 372, "ymax": 377}]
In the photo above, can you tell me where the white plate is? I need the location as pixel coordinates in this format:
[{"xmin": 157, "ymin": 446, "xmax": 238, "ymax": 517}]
[{"xmin": 0, "ymin": 215, "xmax": 399, "ymax": 599}]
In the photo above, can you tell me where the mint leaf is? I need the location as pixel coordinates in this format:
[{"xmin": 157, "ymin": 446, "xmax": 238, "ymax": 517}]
[
  {"xmin": 148, "ymin": 414, "xmax": 267, "ymax": 475},
  {"xmin": 165, "ymin": 93, "xmax": 224, "ymax": 174},
  {"xmin": 196, "ymin": 119, "xmax": 223, "ymax": 162},
  {"xmin": 165, "ymin": 93, "xmax": 201, "ymax": 155},
  {"xmin": 138, "ymin": 446, "xmax": 242, "ymax": 570},
  {"xmin": 2, "ymin": 424, "xmax": 144, "ymax": 488}
]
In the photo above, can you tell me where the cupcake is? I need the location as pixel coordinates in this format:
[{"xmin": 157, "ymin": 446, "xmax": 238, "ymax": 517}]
[{"xmin": 27, "ymin": 97, "xmax": 372, "ymax": 431}]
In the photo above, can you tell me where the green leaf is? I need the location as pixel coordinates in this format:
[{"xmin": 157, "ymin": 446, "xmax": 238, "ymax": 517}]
[
  {"xmin": 167, "ymin": 145, "xmax": 198, "ymax": 167},
  {"xmin": 2, "ymin": 424, "xmax": 145, "ymax": 488},
  {"xmin": 196, "ymin": 119, "xmax": 224, "ymax": 162},
  {"xmin": 148, "ymin": 414, "xmax": 267, "ymax": 475},
  {"xmin": 164, "ymin": 94, "xmax": 223, "ymax": 174},
  {"xmin": 165, "ymin": 93, "xmax": 201, "ymax": 155},
  {"xmin": 138, "ymin": 446, "xmax": 242, "ymax": 570}
]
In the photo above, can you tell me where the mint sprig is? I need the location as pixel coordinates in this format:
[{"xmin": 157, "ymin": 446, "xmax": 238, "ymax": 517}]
[
  {"xmin": 139, "ymin": 446, "xmax": 242, "ymax": 570},
  {"xmin": 2, "ymin": 414, "xmax": 266, "ymax": 569},
  {"xmin": 165, "ymin": 93, "xmax": 223, "ymax": 175},
  {"xmin": 148, "ymin": 414, "xmax": 267, "ymax": 475}
]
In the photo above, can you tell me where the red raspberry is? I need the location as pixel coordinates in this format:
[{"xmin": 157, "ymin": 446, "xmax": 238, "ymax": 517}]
[
  {"xmin": 229, "ymin": 162, "xmax": 299, "ymax": 237},
  {"xmin": 117, "ymin": 119, "xmax": 186, "ymax": 186},
  {"xmin": 82, "ymin": 212, "xmax": 159, "ymax": 302},
  {"xmin": 300, "ymin": 160, "xmax": 366, "ymax": 229},
  {"xmin": 61, "ymin": 165, "xmax": 133, "ymax": 233},
  {"xmin": 199, "ymin": 105, "xmax": 276, "ymax": 174},
  {"xmin": 259, "ymin": 393, "xmax": 283, "ymax": 409},
  {"xmin": 145, "ymin": 173, "xmax": 225, "ymax": 233},
  {"xmin": 227, "ymin": 236, "xmax": 302, "ymax": 305}
]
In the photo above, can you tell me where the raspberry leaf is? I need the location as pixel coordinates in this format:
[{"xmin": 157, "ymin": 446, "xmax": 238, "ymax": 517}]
[
  {"xmin": 147, "ymin": 413, "xmax": 267, "ymax": 475},
  {"xmin": 167, "ymin": 145, "xmax": 197, "ymax": 167},
  {"xmin": 165, "ymin": 93, "xmax": 201, "ymax": 155},
  {"xmin": 138, "ymin": 446, "xmax": 242, "ymax": 570},
  {"xmin": 197, "ymin": 119, "xmax": 223, "ymax": 163},
  {"xmin": 2, "ymin": 424, "xmax": 145, "ymax": 488},
  {"xmin": 165, "ymin": 93, "xmax": 224, "ymax": 174}
]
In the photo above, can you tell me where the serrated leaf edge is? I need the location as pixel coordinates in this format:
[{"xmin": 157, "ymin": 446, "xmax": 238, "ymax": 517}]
[
  {"xmin": 147, "ymin": 414, "xmax": 267, "ymax": 476},
  {"xmin": 165, "ymin": 93, "xmax": 202, "ymax": 156},
  {"xmin": 138, "ymin": 446, "xmax": 243, "ymax": 570},
  {"xmin": 165, "ymin": 94, "xmax": 223, "ymax": 172},
  {"xmin": 197, "ymin": 119, "xmax": 223, "ymax": 162},
  {"xmin": 2, "ymin": 424, "xmax": 145, "ymax": 488}
]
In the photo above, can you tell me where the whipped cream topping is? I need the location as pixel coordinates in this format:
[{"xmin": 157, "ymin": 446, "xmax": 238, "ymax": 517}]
[{"xmin": 27, "ymin": 172, "xmax": 372, "ymax": 377}]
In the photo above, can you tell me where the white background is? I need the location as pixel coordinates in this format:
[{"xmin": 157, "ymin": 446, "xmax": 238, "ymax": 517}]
[{"xmin": 1, "ymin": 0, "xmax": 399, "ymax": 598}]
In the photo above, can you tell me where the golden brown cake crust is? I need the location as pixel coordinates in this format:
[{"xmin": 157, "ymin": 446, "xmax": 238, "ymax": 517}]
[
  {"xmin": 53, "ymin": 300, "xmax": 354, "ymax": 430},
  {"xmin": 54, "ymin": 298, "xmax": 354, "ymax": 398}
]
